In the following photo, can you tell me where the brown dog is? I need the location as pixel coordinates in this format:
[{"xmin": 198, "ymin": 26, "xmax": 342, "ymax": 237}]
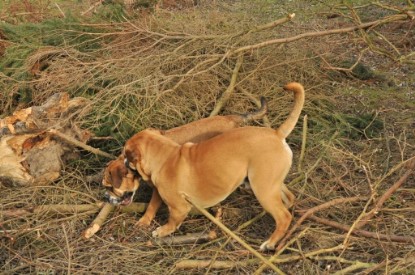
[
  {"xmin": 123, "ymin": 82, "xmax": 304, "ymax": 251},
  {"xmin": 102, "ymin": 98, "xmax": 270, "ymax": 227}
]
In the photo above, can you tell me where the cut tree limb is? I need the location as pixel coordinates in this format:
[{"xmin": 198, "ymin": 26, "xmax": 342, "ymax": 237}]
[
  {"xmin": 83, "ymin": 203, "xmax": 115, "ymax": 239},
  {"xmin": 310, "ymin": 215, "xmax": 415, "ymax": 243},
  {"xmin": 209, "ymin": 54, "xmax": 244, "ymax": 117},
  {"xmin": 148, "ymin": 231, "xmax": 217, "ymax": 246},
  {"xmin": 2, "ymin": 203, "xmax": 105, "ymax": 218},
  {"xmin": 48, "ymin": 129, "xmax": 116, "ymax": 159},
  {"xmin": 175, "ymin": 259, "xmax": 245, "ymax": 270}
]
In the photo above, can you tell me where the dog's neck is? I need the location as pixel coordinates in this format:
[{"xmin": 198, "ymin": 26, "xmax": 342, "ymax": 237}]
[{"xmin": 140, "ymin": 134, "xmax": 180, "ymax": 182}]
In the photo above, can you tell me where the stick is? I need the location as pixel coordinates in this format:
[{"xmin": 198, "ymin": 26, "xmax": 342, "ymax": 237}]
[
  {"xmin": 297, "ymin": 114, "xmax": 308, "ymax": 172},
  {"xmin": 185, "ymin": 196, "xmax": 285, "ymax": 275},
  {"xmin": 148, "ymin": 231, "xmax": 217, "ymax": 246},
  {"xmin": 2, "ymin": 203, "xmax": 104, "ymax": 218},
  {"xmin": 175, "ymin": 259, "xmax": 244, "ymax": 270},
  {"xmin": 83, "ymin": 203, "xmax": 114, "ymax": 239},
  {"xmin": 81, "ymin": 0, "xmax": 104, "ymax": 16},
  {"xmin": 54, "ymin": 3, "xmax": 66, "ymax": 18},
  {"xmin": 1, "ymin": 202, "xmax": 151, "ymax": 218},
  {"xmin": 231, "ymin": 13, "xmax": 412, "ymax": 56},
  {"xmin": 81, "ymin": 202, "xmax": 201, "ymax": 238},
  {"xmin": 209, "ymin": 54, "xmax": 244, "ymax": 116},
  {"xmin": 310, "ymin": 215, "xmax": 415, "ymax": 243},
  {"xmin": 48, "ymin": 129, "xmax": 116, "ymax": 159}
]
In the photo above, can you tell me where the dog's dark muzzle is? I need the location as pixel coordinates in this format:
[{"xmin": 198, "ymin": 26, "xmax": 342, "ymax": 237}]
[{"xmin": 104, "ymin": 191, "xmax": 134, "ymax": 206}]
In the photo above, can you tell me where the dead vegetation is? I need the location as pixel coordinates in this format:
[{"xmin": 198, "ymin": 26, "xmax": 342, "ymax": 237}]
[{"xmin": 1, "ymin": 1, "xmax": 415, "ymax": 274}]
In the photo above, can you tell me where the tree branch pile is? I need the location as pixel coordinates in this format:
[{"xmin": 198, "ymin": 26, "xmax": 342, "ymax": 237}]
[{"xmin": 1, "ymin": 1, "xmax": 414, "ymax": 274}]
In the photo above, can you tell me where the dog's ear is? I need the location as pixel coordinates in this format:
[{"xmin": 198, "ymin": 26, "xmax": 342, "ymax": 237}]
[
  {"xmin": 110, "ymin": 166, "xmax": 124, "ymax": 188},
  {"xmin": 158, "ymin": 129, "xmax": 166, "ymax": 135},
  {"xmin": 124, "ymin": 144, "xmax": 140, "ymax": 169},
  {"xmin": 147, "ymin": 128, "xmax": 165, "ymax": 135}
]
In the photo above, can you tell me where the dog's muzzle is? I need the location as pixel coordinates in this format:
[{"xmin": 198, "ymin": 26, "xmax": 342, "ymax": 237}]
[{"xmin": 104, "ymin": 191, "xmax": 135, "ymax": 206}]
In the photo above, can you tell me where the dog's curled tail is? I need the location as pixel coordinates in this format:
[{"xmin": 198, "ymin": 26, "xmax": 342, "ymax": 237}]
[
  {"xmin": 242, "ymin": 97, "xmax": 268, "ymax": 123},
  {"xmin": 276, "ymin": 82, "xmax": 305, "ymax": 139}
]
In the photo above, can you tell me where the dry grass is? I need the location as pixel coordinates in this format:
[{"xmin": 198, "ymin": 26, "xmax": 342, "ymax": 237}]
[{"xmin": 1, "ymin": 1, "xmax": 415, "ymax": 274}]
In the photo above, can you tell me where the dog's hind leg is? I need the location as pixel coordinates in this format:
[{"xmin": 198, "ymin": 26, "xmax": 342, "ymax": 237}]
[
  {"xmin": 250, "ymin": 178, "xmax": 292, "ymax": 251},
  {"xmin": 281, "ymin": 184, "xmax": 295, "ymax": 208}
]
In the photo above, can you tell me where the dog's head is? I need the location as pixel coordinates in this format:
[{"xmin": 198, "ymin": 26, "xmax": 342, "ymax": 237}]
[
  {"xmin": 123, "ymin": 128, "xmax": 166, "ymax": 182},
  {"xmin": 102, "ymin": 159, "xmax": 140, "ymax": 206}
]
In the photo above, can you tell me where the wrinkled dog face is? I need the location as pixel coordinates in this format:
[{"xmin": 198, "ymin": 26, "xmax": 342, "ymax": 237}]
[{"xmin": 102, "ymin": 160, "xmax": 140, "ymax": 206}]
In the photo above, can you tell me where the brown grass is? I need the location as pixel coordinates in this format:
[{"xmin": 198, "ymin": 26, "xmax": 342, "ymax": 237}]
[{"xmin": 1, "ymin": 1, "xmax": 415, "ymax": 274}]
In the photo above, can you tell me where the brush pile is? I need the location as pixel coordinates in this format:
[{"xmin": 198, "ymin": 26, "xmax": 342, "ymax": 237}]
[{"xmin": 1, "ymin": 1, "xmax": 414, "ymax": 273}]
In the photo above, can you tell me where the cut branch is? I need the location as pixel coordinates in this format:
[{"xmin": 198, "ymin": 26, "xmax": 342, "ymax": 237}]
[
  {"xmin": 2, "ymin": 203, "xmax": 104, "ymax": 218},
  {"xmin": 148, "ymin": 231, "xmax": 217, "ymax": 246},
  {"xmin": 310, "ymin": 215, "xmax": 415, "ymax": 243},
  {"xmin": 48, "ymin": 129, "xmax": 116, "ymax": 159},
  {"xmin": 83, "ymin": 203, "xmax": 114, "ymax": 239},
  {"xmin": 210, "ymin": 54, "xmax": 244, "ymax": 116},
  {"xmin": 175, "ymin": 259, "xmax": 244, "ymax": 270},
  {"xmin": 231, "ymin": 13, "xmax": 412, "ymax": 56}
]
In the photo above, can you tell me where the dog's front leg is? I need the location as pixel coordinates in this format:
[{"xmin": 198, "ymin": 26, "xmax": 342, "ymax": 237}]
[
  {"xmin": 152, "ymin": 200, "xmax": 191, "ymax": 238},
  {"xmin": 136, "ymin": 188, "xmax": 163, "ymax": 227}
]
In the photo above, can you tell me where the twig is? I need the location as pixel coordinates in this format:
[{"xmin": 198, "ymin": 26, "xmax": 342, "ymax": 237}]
[
  {"xmin": 54, "ymin": 3, "xmax": 66, "ymax": 18},
  {"xmin": 81, "ymin": 0, "xmax": 104, "ymax": 16},
  {"xmin": 332, "ymin": 261, "xmax": 375, "ymax": 275},
  {"xmin": 61, "ymin": 224, "xmax": 71, "ymax": 273},
  {"xmin": 246, "ymin": 13, "xmax": 296, "ymax": 35},
  {"xmin": 309, "ymin": 215, "xmax": 415, "ymax": 243},
  {"xmin": 48, "ymin": 129, "xmax": 116, "ymax": 159},
  {"xmin": 185, "ymin": 196, "xmax": 284, "ymax": 275},
  {"xmin": 175, "ymin": 259, "xmax": 245, "ymax": 270},
  {"xmin": 209, "ymin": 54, "xmax": 244, "ymax": 116},
  {"xmin": 277, "ymin": 196, "xmax": 367, "ymax": 251},
  {"xmin": 297, "ymin": 114, "xmax": 308, "ymax": 172},
  {"xmin": 355, "ymin": 157, "xmax": 415, "ymax": 229}
]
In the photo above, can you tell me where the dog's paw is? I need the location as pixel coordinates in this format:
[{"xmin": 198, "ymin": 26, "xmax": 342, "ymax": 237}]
[
  {"xmin": 259, "ymin": 240, "xmax": 275, "ymax": 252},
  {"xmin": 135, "ymin": 216, "xmax": 152, "ymax": 228},
  {"xmin": 152, "ymin": 227, "xmax": 163, "ymax": 238},
  {"xmin": 152, "ymin": 226, "xmax": 173, "ymax": 238}
]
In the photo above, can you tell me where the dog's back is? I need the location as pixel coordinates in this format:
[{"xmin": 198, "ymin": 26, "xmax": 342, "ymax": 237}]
[{"xmin": 175, "ymin": 127, "xmax": 291, "ymax": 204}]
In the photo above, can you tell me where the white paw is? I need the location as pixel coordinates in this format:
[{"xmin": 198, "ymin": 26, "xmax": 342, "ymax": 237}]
[
  {"xmin": 259, "ymin": 240, "xmax": 275, "ymax": 251},
  {"xmin": 152, "ymin": 227, "xmax": 161, "ymax": 238}
]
